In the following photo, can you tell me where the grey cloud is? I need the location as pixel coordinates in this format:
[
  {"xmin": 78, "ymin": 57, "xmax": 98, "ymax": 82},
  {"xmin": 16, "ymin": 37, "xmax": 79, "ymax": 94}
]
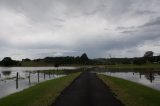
[
  {"xmin": 0, "ymin": 0, "xmax": 160, "ymax": 59},
  {"xmin": 141, "ymin": 17, "xmax": 160, "ymax": 27},
  {"xmin": 134, "ymin": 10, "xmax": 156, "ymax": 15},
  {"xmin": 120, "ymin": 30, "xmax": 138, "ymax": 34},
  {"xmin": 116, "ymin": 26, "xmax": 136, "ymax": 30}
]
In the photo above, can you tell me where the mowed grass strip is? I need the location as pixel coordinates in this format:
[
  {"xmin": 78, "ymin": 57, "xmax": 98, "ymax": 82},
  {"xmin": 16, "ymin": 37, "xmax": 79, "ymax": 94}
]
[
  {"xmin": 98, "ymin": 74, "xmax": 160, "ymax": 106},
  {"xmin": 0, "ymin": 72, "xmax": 81, "ymax": 106}
]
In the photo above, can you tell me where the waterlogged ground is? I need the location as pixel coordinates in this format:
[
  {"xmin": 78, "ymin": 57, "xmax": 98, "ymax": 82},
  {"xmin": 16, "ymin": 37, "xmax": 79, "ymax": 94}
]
[
  {"xmin": 0, "ymin": 66, "xmax": 76, "ymax": 98},
  {"xmin": 101, "ymin": 69, "xmax": 160, "ymax": 91}
]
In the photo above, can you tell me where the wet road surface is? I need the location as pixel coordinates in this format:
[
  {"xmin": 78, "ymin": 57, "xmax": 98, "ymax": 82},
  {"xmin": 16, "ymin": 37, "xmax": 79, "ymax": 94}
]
[{"xmin": 52, "ymin": 72, "xmax": 124, "ymax": 106}]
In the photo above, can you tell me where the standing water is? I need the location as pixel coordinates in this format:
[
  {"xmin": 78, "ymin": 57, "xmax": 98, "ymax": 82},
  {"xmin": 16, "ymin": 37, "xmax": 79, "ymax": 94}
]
[
  {"xmin": 0, "ymin": 66, "xmax": 77, "ymax": 98},
  {"xmin": 101, "ymin": 68, "xmax": 160, "ymax": 91}
]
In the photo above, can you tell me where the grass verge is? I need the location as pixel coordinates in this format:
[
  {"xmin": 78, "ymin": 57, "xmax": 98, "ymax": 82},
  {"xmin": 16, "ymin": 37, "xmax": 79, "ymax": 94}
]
[
  {"xmin": 98, "ymin": 74, "xmax": 160, "ymax": 106},
  {"xmin": 0, "ymin": 72, "xmax": 81, "ymax": 106}
]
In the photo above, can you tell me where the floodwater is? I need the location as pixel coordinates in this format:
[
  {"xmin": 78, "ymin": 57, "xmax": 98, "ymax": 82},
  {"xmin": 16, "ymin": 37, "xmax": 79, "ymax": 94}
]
[
  {"xmin": 101, "ymin": 69, "xmax": 160, "ymax": 91},
  {"xmin": 0, "ymin": 66, "xmax": 77, "ymax": 99}
]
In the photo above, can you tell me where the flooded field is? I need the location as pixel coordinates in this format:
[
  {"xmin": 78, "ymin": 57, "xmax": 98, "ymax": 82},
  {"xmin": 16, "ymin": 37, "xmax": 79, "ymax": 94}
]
[
  {"xmin": 0, "ymin": 66, "xmax": 76, "ymax": 98},
  {"xmin": 101, "ymin": 69, "xmax": 160, "ymax": 91}
]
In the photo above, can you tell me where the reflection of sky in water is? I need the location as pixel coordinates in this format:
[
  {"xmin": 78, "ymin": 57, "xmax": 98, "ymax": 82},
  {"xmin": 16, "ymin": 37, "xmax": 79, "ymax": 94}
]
[
  {"xmin": 0, "ymin": 66, "xmax": 76, "ymax": 99},
  {"xmin": 103, "ymin": 72, "xmax": 160, "ymax": 91},
  {"xmin": 0, "ymin": 73, "xmax": 65, "ymax": 98},
  {"xmin": 0, "ymin": 66, "xmax": 76, "ymax": 79}
]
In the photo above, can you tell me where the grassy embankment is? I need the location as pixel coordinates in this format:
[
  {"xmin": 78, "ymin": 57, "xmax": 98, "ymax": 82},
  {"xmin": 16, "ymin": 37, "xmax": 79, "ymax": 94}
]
[
  {"xmin": 98, "ymin": 74, "xmax": 160, "ymax": 106},
  {"xmin": 0, "ymin": 72, "xmax": 81, "ymax": 106},
  {"xmin": 105, "ymin": 64, "xmax": 160, "ymax": 69}
]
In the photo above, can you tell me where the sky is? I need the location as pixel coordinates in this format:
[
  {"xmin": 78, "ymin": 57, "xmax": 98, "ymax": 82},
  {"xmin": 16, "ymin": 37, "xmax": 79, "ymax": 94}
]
[{"xmin": 0, "ymin": 0, "xmax": 160, "ymax": 60}]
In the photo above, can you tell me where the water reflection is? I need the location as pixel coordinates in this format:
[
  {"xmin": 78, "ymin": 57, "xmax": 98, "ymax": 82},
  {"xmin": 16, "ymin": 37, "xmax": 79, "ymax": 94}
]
[
  {"xmin": 0, "ymin": 66, "xmax": 77, "ymax": 99},
  {"xmin": 2, "ymin": 71, "xmax": 12, "ymax": 76},
  {"xmin": 101, "ymin": 68, "xmax": 160, "ymax": 91},
  {"xmin": 144, "ymin": 72, "xmax": 155, "ymax": 83}
]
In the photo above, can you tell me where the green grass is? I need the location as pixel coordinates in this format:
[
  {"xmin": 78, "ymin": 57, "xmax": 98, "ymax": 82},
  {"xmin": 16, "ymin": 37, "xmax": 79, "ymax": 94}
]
[
  {"xmin": 105, "ymin": 64, "xmax": 160, "ymax": 70},
  {"xmin": 98, "ymin": 74, "xmax": 160, "ymax": 106},
  {"xmin": 20, "ymin": 61, "xmax": 55, "ymax": 67},
  {"xmin": 20, "ymin": 61, "xmax": 83, "ymax": 67},
  {"xmin": 0, "ymin": 72, "xmax": 81, "ymax": 106}
]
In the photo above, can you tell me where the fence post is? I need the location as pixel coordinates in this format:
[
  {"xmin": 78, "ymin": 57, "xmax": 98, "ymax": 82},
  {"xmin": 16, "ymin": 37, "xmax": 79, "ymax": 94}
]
[
  {"xmin": 16, "ymin": 72, "xmax": 19, "ymax": 89},
  {"xmin": 29, "ymin": 72, "xmax": 31, "ymax": 84},
  {"xmin": 53, "ymin": 70, "xmax": 54, "ymax": 77},
  {"xmin": 44, "ymin": 71, "xmax": 45, "ymax": 80},
  {"xmin": 38, "ymin": 71, "xmax": 39, "ymax": 82},
  {"xmin": 49, "ymin": 71, "xmax": 51, "ymax": 79}
]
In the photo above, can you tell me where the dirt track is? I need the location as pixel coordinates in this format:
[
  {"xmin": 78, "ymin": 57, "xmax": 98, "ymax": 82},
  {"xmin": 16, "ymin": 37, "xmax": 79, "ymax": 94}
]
[{"xmin": 52, "ymin": 71, "xmax": 124, "ymax": 106}]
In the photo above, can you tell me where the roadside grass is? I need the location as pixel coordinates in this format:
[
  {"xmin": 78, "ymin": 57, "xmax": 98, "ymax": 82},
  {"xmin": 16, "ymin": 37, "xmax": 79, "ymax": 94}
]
[
  {"xmin": 0, "ymin": 72, "xmax": 81, "ymax": 106},
  {"xmin": 98, "ymin": 74, "xmax": 160, "ymax": 106},
  {"xmin": 105, "ymin": 64, "xmax": 160, "ymax": 70}
]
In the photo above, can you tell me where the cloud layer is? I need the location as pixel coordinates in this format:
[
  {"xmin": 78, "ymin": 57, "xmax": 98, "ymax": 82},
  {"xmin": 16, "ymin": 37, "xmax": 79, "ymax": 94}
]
[{"xmin": 0, "ymin": 0, "xmax": 160, "ymax": 60}]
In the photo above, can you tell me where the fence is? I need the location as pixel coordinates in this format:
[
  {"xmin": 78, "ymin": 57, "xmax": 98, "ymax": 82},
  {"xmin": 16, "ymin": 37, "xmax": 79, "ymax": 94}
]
[{"xmin": 14, "ymin": 71, "xmax": 59, "ymax": 89}]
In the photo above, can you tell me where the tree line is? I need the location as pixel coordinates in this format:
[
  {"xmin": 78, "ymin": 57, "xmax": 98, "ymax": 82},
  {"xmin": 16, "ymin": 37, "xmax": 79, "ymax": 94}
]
[
  {"xmin": 106, "ymin": 51, "xmax": 160, "ymax": 65},
  {"xmin": 0, "ymin": 51, "xmax": 160, "ymax": 66},
  {"xmin": 0, "ymin": 53, "xmax": 90, "ymax": 66}
]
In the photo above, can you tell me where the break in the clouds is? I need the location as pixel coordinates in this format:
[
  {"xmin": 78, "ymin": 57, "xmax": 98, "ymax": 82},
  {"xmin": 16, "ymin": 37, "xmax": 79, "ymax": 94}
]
[{"xmin": 0, "ymin": 0, "xmax": 160, "ymax": 60}]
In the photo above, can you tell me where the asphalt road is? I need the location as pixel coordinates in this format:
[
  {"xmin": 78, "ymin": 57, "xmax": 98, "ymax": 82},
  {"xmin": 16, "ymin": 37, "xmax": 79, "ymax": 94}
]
[{"xmin": 52, "ymin": 71, "xmax": 124, "ymax": 106}]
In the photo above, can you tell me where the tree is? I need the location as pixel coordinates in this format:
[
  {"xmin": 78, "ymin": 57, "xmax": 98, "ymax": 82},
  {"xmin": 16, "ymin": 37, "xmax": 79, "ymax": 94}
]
[
  {"xmin": 22, "ymin": 58, "xmax": 31, "ymax": 62},
  {"xmin": 133, "ymin": 58, "xmax": 146, "ymax": 65},
  {"xmin": 1, "ymin": 57, "xmax": 13, "ymax": 66},
  {"xmin": 80, "ymin": 53, "xmax": 89, "ymax": 60},
  {"xmin": 144, "ymin": 51, "xmax": 154, "ymax": 57},
  {"xmin": 80, "ymin": 53, "xmax": 89, "ymax": 64},
  {"xmin": 54, "ymin": 62, "xmax": 60, "ymax": 67},
  {"xmin": 1, "ymin": 57, "xmax": 20, "ymax": 66},
  {"xmin": 143, "ymin": 51, "xmax": 154, "ymax": 63}
]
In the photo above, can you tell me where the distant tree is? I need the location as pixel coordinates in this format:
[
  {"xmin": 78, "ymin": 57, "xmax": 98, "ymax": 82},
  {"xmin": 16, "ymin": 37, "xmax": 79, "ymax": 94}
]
[
  {"xmin": 144, "ymin": 51, "xmax": 154, "ymax": 57},
  {"xmin": 80, "ymin": 53, "xmax": 89, "ymax": 61},
  {"xmin": 1, "ymin": 57, "xmax": 13, "ymax": 66},
  {"xmin": 143, "ymin": 51, "xmax": 154, "ymax": 63},
  {"xmin": 1, "ymin": 57, "xmax": 20, "ymax": 66},
  {"xmin": 80, "ymin": 53, "xmax": 89, "ymax": 64},
  {"xmin": 33, "ymin": 59, "xmax": 41, "ymax": 62},
  {"xmin": 133, "ymin": 58, "xmax": 146, "ymax": 65},
  {"xmin": 54, "ymin": 63, "xmax": 60, "ymax": 67},
  {"xmin": 22, "ymin": 58, "xmax": 31, "ymax": 62},
  {"xmin": 75, "ymin": 56, "xmax": 80, "ymax": 64}
]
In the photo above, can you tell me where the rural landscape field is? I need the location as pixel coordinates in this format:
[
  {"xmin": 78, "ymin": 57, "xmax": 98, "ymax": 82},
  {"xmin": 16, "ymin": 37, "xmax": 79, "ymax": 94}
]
[{"xmin": 0, "ymin": 0, "xmax": 160, "ymax": 106}]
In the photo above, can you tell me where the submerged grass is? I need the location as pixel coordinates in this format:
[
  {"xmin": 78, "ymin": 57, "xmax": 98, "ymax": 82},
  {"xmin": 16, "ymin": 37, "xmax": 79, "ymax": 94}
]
[
  {"xmin": 38, "ymin": 69, "xmax": 65, "ymax": 75},
  {"xmin": 105, "ymin": 64, "xmax": 160, "ymax": 70},
  {"xmin": 98, "ymin": 74, "xmax": 160, "ymax": 106},
  {"xmin": 0, "ymin": 72, "xmax": 81, "ymax": 106}
]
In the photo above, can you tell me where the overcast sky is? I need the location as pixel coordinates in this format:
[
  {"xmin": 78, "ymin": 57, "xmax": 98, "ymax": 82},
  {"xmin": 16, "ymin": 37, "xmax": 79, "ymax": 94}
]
[{"xmin": 0, "ymin": 0, "xmax": 160, "ymax": 60}]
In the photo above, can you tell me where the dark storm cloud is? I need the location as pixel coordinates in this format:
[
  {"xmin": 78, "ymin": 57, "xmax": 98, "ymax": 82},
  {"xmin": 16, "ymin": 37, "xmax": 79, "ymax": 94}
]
[{"xmin": 0, "ymin": 0, "xmax": 160, "ymax": 59}]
